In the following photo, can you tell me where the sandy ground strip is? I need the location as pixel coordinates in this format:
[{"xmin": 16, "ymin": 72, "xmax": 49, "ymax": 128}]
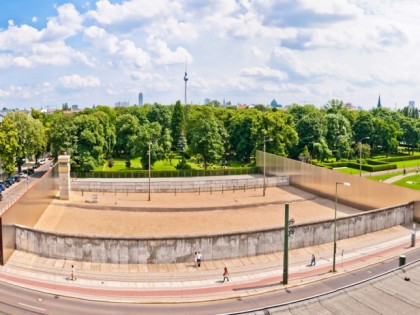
[{"xmin": 34, "ymin": 186, "xmax": 361, "ymax": 237}]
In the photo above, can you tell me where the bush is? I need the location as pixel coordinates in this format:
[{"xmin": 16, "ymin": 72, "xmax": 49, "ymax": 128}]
[
  {"xmin": 108, "ymin": 158, "xmax": 114, "ymax": 168},
  {"xmin": 381, "ymin": 156, "xmax": 420, "ymax": 163},
  {"xmin": 323, "ymin": 162, "xmax": 348, "ymax": 168},
  {"xmin": 347, "ymin": 162, "xmax": 397, "ymax": 172},
  {"xmin": 176, "ymin": 158, "xmax": 191, "ymax": 170},
  {"xmin": 125, "ymin": 160, "xmax": 131, "ymax": 168},
  {"xmin": 366, "ymin": 159, "xmax": 388, "ymax": 165}
]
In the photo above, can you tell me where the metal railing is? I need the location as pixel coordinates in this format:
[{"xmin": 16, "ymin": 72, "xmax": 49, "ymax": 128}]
[
  {"xmin": 71, "ymin": 167, "xmax": 259, "ymax": 179},
  {"xmin": 71, "ymin": 176, "xmax": 288, "ymax": 193}
]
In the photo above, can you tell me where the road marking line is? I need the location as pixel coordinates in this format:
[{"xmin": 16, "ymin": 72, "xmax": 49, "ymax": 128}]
[{"xmin": 18, "ymin": 303, "xmax": 46, "ymax": 312}]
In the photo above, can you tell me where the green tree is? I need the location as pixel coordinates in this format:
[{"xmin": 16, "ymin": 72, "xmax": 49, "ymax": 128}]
[
  {"xmin": 293, "ymin": 112, "xmax": 326, "ymax": 159},
  {"xmin": 324, "ymin": 113, "xmax": 352, "ymax": 160},
  {"xmin": 5, "ymin": 111, "xmax": 47, "ymax": 169},
  {"xmin": 49, "ymin": 113, "xmax": 78, "ymax": 157},
  {"xmin": 372, "ymin": 117, "xmax": 401, "ymax": 157},
  {"xmin": 352, "ymin": 111, "xmax": 375, "ymax": 146},
  {"xmin": 171, "ymin": 100, "xmax": 186, "ymax": 150},
  {"xmin": 114, "ymin": 114, "xmax": 140, "ymax": 158},
  {"xmin": 228, "ymin": 111, "xmax": 258, "ymax": 162},
  {"xmin": 0, "ymin": 117, "xmax": 19, "ymax": 175},
  {"xmin": 147, "ymin": 105, "xmax": 172, "ymax": 130},
  {"xmin": 73, "ymin": 114, "xmax": 105, "ymax": 171},
  {"xmin": 186, "ymin": 108, "xmax": 225, "ymax": 169},
  {"xmin": 130, "ymin": 122, "xmax": 163, "ymax": 169},
  {"xmin": 94, "ymin": 110, "xmax": 116, "ymax": 159}
]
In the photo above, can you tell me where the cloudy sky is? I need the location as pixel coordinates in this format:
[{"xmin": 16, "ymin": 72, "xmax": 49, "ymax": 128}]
[{"xmin": 0, "ymin": 0, "xmax": 419, "ymax": 110}]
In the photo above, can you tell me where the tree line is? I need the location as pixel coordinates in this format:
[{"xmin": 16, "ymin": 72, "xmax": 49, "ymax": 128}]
[{"xmin": 0, "ymin": 100, "xmax": 419, "ymax": 173}]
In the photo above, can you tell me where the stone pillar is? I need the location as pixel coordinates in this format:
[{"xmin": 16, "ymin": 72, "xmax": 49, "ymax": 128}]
[{"xmin": 58, "ymin": 155, "xmax": 71, "ymax": 200}]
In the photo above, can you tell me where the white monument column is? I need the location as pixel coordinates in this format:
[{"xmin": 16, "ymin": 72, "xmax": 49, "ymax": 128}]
[{"xmin": 58, "ymin": 155, "xmax": 71, "ymax": 200}]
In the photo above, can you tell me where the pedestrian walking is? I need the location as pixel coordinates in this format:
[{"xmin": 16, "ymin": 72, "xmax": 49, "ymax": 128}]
[
  {"xmin": 310, "ymin": 254, "xmax": 316, "ymax": 266},
  {"xmin": 194, "ymin": 252, "xmax": 198, "ymax": 268},
  {"xmin": 70, "ymin": 264, "xmax": 76, "ymax": 281},
  {"xmin": 197, "ymin": 251, "xmax": 202, "ymax": 267},
  {"xmin": 222, "ymin": 267, "xmax": 229, "ymax": 283}
]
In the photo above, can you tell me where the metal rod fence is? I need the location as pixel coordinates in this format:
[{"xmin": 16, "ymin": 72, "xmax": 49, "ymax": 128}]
[{"xmin": 70, "ymin": 176, "xmax": 288, "ymax": 194}]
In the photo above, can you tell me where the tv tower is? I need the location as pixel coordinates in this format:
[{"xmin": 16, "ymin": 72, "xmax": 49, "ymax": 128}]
[{"xmin": 183, "ymin": 58, "xmax": 188, "ymax": 105}]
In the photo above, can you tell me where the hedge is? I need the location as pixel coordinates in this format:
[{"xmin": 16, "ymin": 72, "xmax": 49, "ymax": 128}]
[
  {"xmin": 347, "ymin": 162, "xmax": 397, "ymax": 172},
  {"xmin": 71, "ymin": 167, "xmax": 260, "ymax": 179},
  {"xmin": 366, "ymin": 159, "xmax": 389, "ymax": 165}
]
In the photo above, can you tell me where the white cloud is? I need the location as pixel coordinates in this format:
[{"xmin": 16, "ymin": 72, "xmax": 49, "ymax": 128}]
[
  {"xmin": 41, "ymin": 3, "xmax": 84, "ymax": 40},
  {"xmin": 240, "ymin": 66, "xmax": 288, "ymax": 81},
  {"xmin": 147, "ymin": 36, "xmax": 191, "ymax": 65},
  {"xmin": 58, "ymin": 74, "xmax": 101, "ymax": 89},
  {"xmin": 83, "ymin": 26, "xmax": 150, "ymax": 68},
  {"xmin": 1, "ymin": 0, "xmax": 420, "ymax": 108},
  {"xmin": 86, "ymin": 0, "xmax": 181, "ymax": 25}
]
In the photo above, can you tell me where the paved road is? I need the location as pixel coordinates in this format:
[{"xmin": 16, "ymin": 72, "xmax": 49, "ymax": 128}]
[{"xmin": 0, "ymin": 248, "xmax": 419, "ymax": 314}]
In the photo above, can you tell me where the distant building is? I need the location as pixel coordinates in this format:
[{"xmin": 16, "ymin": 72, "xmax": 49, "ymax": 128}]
[
  {"xmin": 204, "ymin": 98, "xmax": 210, "ymax": 105},
  {"xmin": 270, "ymin": 99, "xmax": 282, "ymax": 108},
  {"xmin": 71, "ymin": 104, "xmax": 79, "ymax": 111},
  {"xmin": 377, "ymin": 95, "xmax": 382, "ymax": 108},
  {"xmin": 408, "ymin": 100, "xmax": 415, "ymax": 108},
  {"xmin": 344, "ymin": 102, "xmax": 357, "ymax": 110},
  {"xmin": 138, "ymin": 93, "xmax": 143, "ymax": 106},
  {"xmin": 115, "ymin": 101, "xmax": 130, "ymax": 107}
]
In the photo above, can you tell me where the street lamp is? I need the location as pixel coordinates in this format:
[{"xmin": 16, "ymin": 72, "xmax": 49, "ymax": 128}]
[
  {"xmin": 358, "ymin": 137, "xmax": 370, "ymax": 177},
  {"xmin": 333, "ymin": 181, "xmax": 350, "ymax": 272},
  {"xmin": 148, "ymin": 141, "xmax": 151, "ymax": 201},
  {"xmin": 263, "ymin": 136, "xmax": 273, "ymax": 197}
]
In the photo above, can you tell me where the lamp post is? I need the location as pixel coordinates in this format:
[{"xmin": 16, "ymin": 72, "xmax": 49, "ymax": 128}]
[
  {"xmin": 333, "ymin": 181, "xmax": 350, "ymax": 272},
  {"xmin": 358, "ymin": 137, "xmax": 370, "ymax": 177},
  {"xmin": 148, "ymin": 141, "xmax": 151, "ymax": 201},
  {"xmin": 263, "ymin": 136, "xmax": 272, "ymax": 197}
]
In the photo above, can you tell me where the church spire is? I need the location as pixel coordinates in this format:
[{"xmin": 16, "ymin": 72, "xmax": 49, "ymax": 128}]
[{"xmin": 377, "ymin": 94, "xmax": 382, "ymax": 108}]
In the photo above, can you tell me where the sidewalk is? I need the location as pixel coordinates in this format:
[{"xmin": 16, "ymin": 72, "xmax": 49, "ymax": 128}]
[{"xmin": 0, "ymin": 225, "xmax": 418, "ymax": 303}]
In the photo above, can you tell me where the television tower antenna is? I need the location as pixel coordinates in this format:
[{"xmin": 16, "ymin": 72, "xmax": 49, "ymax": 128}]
[{"xmin": 183, "ymin": 57, "xmax": 188, "ymax": 105}]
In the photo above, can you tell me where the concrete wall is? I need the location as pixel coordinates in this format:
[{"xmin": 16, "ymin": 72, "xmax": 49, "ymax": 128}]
[
  {"xmin": 256, "ymin": 152, "xmax": 420, "ymax": 217},
  {"xmin": 0, "ymin": 165, "xmax": 58, "ymax": 265},
  {"xmin": 15, "ymin": 202, "xmax": 413, "ymax": 264}
]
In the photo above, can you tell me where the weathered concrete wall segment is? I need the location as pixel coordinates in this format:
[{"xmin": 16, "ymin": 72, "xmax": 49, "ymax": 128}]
[
  {"xmin": 15, "ymin": 203, "xmax": 413, "ymax": 264},
  {"xmin": 257, "ymin": 152, "xmax": 420, "ymax": 218},
  {"xmin": 0, "ymin": 165, "xmax": 58, "ymax": 265}
]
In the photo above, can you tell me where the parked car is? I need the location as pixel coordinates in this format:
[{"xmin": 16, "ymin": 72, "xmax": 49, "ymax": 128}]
[
  {"xmin": 18, "ymin": 172, "xmax": 27, "ymax": 178},
  {"xmin": 38, "ymin": 159, "xmax": 46, "ymax": 165},
  {"xmin": 12, "ymin": 175, "xmax": 20, "ymax": 182},
  {"xmin": 0, "ymin": 181, "xmax": 9, "ymax": 189},
  {"xmin": 27, "ymin": 168, "xmax": 35, "ymax": 175},
  {"xmin": 0, "ymin": 185, "xmax": 4, "ymax": 192},
  {"xmin": 0, "ymin": 193, "xmax": 3, "ymax": 201}
]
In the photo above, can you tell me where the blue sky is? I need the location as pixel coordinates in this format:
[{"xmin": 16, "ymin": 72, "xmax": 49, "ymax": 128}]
[{"xmin": 1, "ymin": 0, "xmax": 420, "ymax": 110}]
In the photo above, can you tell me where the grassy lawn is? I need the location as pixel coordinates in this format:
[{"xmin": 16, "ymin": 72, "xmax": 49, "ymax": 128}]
[
  {"xmin": 94, "ymin": 157, "xmax": 143, "ymax": 172},
  {"xmin": 394, "ymin": 160, "xmax": 420, "ymax": 169},
  {"xmin": 94, "ymin": 156, "xmax": 248, "ymax": 172},
  {"xmin": 368, "ymin": 172, "xmax": 404, "ymax": 181},
  {"xmin": 393, "ymin": 174, "xmax": 420, "ymax": 190}
]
